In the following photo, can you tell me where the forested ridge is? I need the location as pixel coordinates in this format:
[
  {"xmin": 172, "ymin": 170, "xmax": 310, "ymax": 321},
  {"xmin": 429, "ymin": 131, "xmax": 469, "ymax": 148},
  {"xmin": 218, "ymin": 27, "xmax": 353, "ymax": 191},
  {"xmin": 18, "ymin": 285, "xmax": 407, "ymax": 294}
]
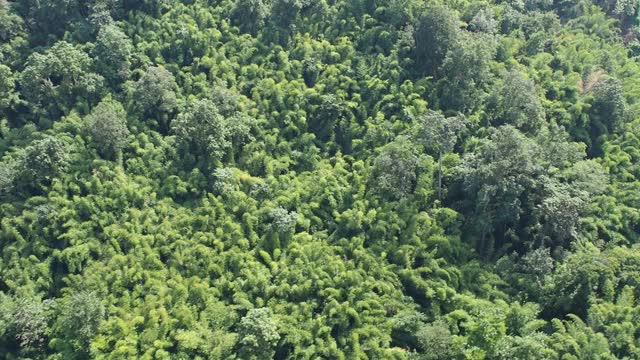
[{"xmin": 2, "ymin": 0, "xmax": 640, "ymax": 358}]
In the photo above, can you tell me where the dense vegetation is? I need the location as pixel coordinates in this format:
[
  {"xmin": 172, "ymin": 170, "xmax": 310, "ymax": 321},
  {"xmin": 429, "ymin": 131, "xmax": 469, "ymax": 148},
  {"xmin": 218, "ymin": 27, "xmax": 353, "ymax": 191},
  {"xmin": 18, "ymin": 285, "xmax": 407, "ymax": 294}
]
[{"xmin": 2, "ymin": 0, "xmax": 640, "ymax": 358}]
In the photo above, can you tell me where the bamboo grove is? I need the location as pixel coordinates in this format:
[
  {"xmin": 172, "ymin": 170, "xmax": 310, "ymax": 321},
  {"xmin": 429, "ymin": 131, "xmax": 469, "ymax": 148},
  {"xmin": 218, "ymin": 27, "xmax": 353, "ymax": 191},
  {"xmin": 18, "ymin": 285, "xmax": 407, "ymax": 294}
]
[{"xmin": 2, "ymin": 0, "xmax": 640, "ymax": 358}]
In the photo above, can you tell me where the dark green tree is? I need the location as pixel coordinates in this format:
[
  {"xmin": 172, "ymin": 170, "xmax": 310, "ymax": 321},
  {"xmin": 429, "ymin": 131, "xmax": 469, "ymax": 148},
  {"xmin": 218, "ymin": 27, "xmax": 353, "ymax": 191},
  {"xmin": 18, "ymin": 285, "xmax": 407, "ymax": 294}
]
[
  {"xmin": 0, "ymin": 0, "xmax": 25, "ymax": 46},
  {"xmin": 437, "ymin": 32, "xmax": 497, "ymax": 113},
  {"xmin": 308, "ymin": 94, "xmax": 345, "ymax": 142},
  {"xmin": 487, "ymin": 70, "xmax": 545, "ymax": 134},
  {"xmin": 585, "ymin": 76, "xmax": 627, "ymax": 155},
  {"xmin": 131, "ymin": 66, "xmax": 178, "ymax": 132},
  {"xmin": 92, "ymin": 24, "xmax": 134, "ymax": 86},
  {"xmin": 53, "ymin": 291, "xmax": 105, "ymax": 356},
  {"xmin": 414, "ymin": 110, "xmax": 466, "ymax": 200},
  {"xmin": 19, "ymin": 41, "xmax": 104, "ymax": 120},
  {"xmin": 413, "ymin": 4, "xmax": 460, "ymax": 77},
  {"xmin": 17, "ymin": 0, "xmax": 83, "ymax": 40},
  {"xmin": 268, "ymin": 207, "xmax": 297, "ymax": 233},
  {"xmin": 231, "ymin": 0, "xmax": 271, "ymax": 35},
  {"xmin": 415, "ymin": 321, "xmax": 459, "ymax": 359},
  {"xmin": 172, "ymin": 99, "xmax": 230, "ymax": 170},
  {"xmin": 457, "ymin": 126, "xmax": 541, "ymax": 254},
  {"xmin": 13, "ymin": 298, "xmax": 55, "ymax": 350},
  {"xmin": 371, "ymin": 138, "xmax": 421, "ymax": 200},
  {"xmin": 0, "ymin": 159, "xmax": 16, "ymax": 195},
  {"xmin": 86, "ymin": 96, "xmax": 130, "ymax": 160},
  {"xmin": 16, "ymin": 136, "xmax": 70, "ymax": 192},
  {"xmin": 237, "ymin": 308, "xmax": 280, "ymax": 359},
  {"xmin": 470, "ymin": 8, "xmax": 498, "ymax": 34},
  {"xmin": 0, "ymin": 64, "xmax": 18, "ymax": 112}
]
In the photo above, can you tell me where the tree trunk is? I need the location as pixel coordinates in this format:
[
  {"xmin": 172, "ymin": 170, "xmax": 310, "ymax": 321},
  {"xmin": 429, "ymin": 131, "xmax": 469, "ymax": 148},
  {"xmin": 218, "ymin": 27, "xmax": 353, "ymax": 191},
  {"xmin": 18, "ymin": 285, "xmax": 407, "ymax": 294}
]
[{"xmin": 438, "ymin": 149, "xmax": 443, "ymax": 200}]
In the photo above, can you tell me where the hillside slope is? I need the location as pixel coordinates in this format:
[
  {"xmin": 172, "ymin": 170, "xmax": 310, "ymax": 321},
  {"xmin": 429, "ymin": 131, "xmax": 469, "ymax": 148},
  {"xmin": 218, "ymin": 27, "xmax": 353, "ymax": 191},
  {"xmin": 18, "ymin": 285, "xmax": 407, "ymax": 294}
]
[{"xmin": 2, "ymin": 0, "xmax": 640, "ymax": 358}]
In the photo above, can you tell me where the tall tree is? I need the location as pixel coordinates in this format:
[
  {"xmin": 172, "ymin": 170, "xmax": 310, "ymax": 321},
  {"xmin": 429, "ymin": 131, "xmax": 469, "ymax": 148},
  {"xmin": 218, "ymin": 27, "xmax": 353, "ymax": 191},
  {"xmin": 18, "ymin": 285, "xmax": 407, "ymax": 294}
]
[
  {"xmin": 172, "ymin": 99, "xmax": 230, "ymax": 170},
  {"xmin": 131, "ymin": 66, "xmax": 178, "ymax": 132},
  {"xmin": 16, "ymin": 136, "xmax": 70, "ymax": 192},
  {"xmin": 236, "ymin": 308, "xmax": 280, "ymax": 359},
  {"xmin": 413, "ymin": 4, "xmax": 460, "ymax": 77},
  {"xmin": 86, "ymin": 96, "xmax": 130, "ymax": 160},
  {"xmin": 231, "ymin": 0, "xmax": 271, "ymax": 36},
  {"xmin": 0, "ymin": 0, "xmax": 25, "ymax": 46},
  {"xmin": 414, "ymin": 110, "xmax": 466, "ymax": 200},
  {"xmin": 53, "ymin": 291, "xmax": 105, "ymax": 357},
  {"xmin": 92, "ymin": 24, "xmax": 133, "ymax": 86},
  {"xmin": 371, "ymin": 138, "xmax": 421, "ymax": 200},
  {"xmin": 437, "ymin": 32, "xmax": 497, "ymax": 113},
  {"xmin": 487, "ymin": 70, "xmax": 545, "ymax": 134},
  {"xmin": 0, "ymin": 64, "xmax": 18, "ymax": 112},
  {"xmin": 17, "ymin": 0, "xmax": 82, "ymax": 40},
  {"xmin": 457, "ymin": 126, "xmax": 541, "ymax": 254},
  {"xmin": 20, "ymin": 41, "xmax": 104, "ymax": 121}
]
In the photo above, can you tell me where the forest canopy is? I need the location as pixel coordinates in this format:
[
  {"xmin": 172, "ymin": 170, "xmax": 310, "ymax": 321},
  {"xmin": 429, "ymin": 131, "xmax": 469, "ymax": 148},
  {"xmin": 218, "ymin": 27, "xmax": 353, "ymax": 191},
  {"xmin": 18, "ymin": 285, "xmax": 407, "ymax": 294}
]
[{"xmin": 2, "ymin": 0, "xmax": 640, "ymax": 359}]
